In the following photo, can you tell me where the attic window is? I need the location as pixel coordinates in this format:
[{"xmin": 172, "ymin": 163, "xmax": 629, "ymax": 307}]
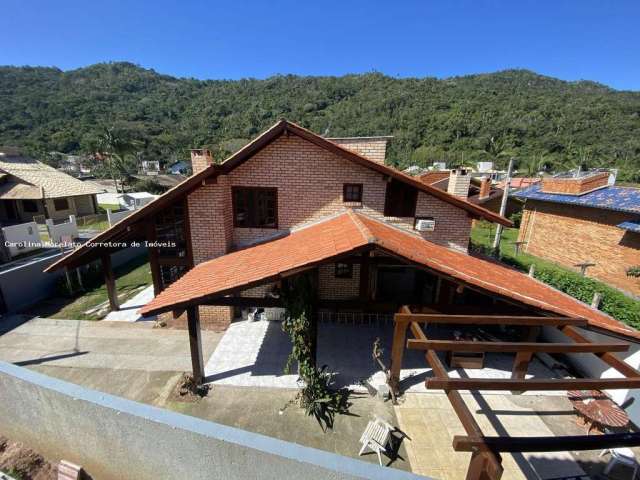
[{"xmin": 343, "ymin": 184, "xmax": 363, "ymax": 203}]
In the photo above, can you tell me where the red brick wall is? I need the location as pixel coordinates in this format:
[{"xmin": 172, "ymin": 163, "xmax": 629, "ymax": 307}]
[
  {"xmin": 226, "ymin": 135, "xmax": 472, "ymax": 251},
  {"xmin": 187, "ymin": 177, "xmax": 234, "ymax": 328},
  {"xmin": 318, "ymin": 263, "xmax": 360, "ymax": 300},
  {"xmin": 519, "ymin": 200, "xmax": 640, "ymax": 296},
  {"xmin": 182, "ymin": 133, "xmax": 476, "ymax": 327},
  {"xmin": 540, "ymin": 173, "xmax": 609, "ymax": 195},
  {"xmin": 329, "ymin": 138, "xmax": 388, "ymax": 165}
]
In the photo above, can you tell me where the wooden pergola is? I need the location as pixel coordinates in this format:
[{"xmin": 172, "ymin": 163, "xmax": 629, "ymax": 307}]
[{"xmin": 389, "ymin": 306, "xmax": 640, "ymax": 480}]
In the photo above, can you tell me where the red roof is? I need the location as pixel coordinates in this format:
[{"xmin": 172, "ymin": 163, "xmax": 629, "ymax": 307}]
[{"xmin": 140, "ymin": 211, "xmax": 636, "ymax": 340}]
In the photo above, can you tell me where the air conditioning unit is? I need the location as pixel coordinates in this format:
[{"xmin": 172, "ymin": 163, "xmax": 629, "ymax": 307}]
[{"xmin": 415, "ymin": 218, "xmax": 435, "ymax": 232}]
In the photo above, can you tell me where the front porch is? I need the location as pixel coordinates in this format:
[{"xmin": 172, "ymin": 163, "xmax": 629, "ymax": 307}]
[{"xmin": 204, "ymin": 317, "xmax": 561, "ymax": 393}]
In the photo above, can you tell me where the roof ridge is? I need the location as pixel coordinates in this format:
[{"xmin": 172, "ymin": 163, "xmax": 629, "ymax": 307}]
[{"xmin": 347, "ymin": 209, "xmax": 376, "ymax": 243}]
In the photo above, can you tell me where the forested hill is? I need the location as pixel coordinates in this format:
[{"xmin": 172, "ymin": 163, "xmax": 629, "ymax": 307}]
[{"xmin": 1, "ymin": 62, "xmax": 639, "ymax": 180}]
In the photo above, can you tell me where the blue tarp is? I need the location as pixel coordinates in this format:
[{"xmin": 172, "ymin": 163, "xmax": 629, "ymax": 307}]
[{"xmin": 514, "ymin": 184, "xmax": 640, "ymax": 215}]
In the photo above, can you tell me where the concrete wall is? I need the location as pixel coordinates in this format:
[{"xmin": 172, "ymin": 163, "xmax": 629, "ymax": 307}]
[
  {"xmin": 0, "ymin": 361, "xmax": 424, "ymax": 480},
  {"xmin": 0, "ymin": 247, "xmax": 145, "ymax": 314},
  {"xmin": 543, "ymin": 326, "xmax": 640, "ymax": 427},
  {"xmin": 46, "ymin": 215, "xmax": 78, "ymax": 243},
  {"xmin": 107, "ymin": 208, "xmax": 134, "ymax": 226},
  {"xmin": 2, "ymin": 221, "xmax": 41, "ymax": 257}
]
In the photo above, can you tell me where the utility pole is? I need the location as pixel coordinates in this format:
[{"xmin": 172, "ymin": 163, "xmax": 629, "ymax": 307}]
[{"xmin": 492, "ymin": 157, "xmax": 514, "ymax": 256}]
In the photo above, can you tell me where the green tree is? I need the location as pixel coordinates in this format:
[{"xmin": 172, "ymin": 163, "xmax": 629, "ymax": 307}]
[{"xmin": 95, "ymin": 127, "xmax": 141, "ymax": 193}]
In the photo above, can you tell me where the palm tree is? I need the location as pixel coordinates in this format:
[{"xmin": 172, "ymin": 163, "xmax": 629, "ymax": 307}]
[
  {"xmin": 96, "ymin": 128, "xmax": 141, "ymax": 193},
  {"xmin": 517, "ymin": 153, "xmax": 549, "ymax": 177}
]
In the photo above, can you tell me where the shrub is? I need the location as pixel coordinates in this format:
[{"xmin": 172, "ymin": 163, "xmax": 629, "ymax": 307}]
[
  {"xmin": 500, "ymin": 254, "xmax": 640, "ymax": 329},
  {"xmin": 509, "ymin": 210, "xmax": 523, "ymax": 228}
]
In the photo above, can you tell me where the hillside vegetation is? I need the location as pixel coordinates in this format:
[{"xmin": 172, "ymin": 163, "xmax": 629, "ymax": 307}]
[{"xmin": 1, "ymin": 62, "xmax": 639, "ymax": 180}]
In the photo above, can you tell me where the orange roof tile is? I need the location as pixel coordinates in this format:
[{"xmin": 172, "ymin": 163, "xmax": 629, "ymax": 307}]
[{"xmin": 140, "ymin": 211, "xmax": 636, "ymax": 340}]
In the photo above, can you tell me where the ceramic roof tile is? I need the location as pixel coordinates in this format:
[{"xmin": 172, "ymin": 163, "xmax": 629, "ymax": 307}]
[
  {"xmin": 514, "ymin": 184, "xmax": 640, "ymax": 214},
  {"xmin": 140, "ymin": 211, "xmax": 636, "ymax": 340}
]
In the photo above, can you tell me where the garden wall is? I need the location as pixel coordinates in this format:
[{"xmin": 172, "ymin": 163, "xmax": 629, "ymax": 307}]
[{"xmin": 0, "ymin": 361, "xmax": 423, "ymax": 480}]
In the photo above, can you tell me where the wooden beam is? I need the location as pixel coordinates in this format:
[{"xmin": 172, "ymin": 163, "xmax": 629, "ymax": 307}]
[
  {"xmin": 186, "ymin": 306, "xmax": 205, "ymax": 385},
  {"xmin": 395, "ymin": 314, "xmax": 586, "ymax": 327},
  {"xmin": 406, "ymin": 339, "xmax": 629, "ymax": 354},
  {"xmin": 453, "ymin": 432, "xmax": 640, "ymax": 453},
  {"xmin": 561, "ymin": 326, "xmax": 640, "ymax": 378},
  {"xmin": 426, "ymin": 377, "xmax": 640, "ymax": 391},
  {"xmin": 101, "ymin": 254, "xmax": 119, "ymax": 311},
  {"xmin": 389, "ymin": 306, "xmax": 411, "ymax": 394},
  {"xmin": 411, "ymin": 321, "xmax": 503, "ymax": 480}
]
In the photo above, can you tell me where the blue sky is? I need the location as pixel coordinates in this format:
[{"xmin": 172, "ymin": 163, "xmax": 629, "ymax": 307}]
[{"xmin": 3, "ymin": 0, "xmax": 639, "ymax": 90}]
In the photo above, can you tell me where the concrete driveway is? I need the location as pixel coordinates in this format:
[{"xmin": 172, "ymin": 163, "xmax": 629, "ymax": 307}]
[
  {"xmin": 0, "ymin": 316, "xmax": 222, "ymax": 404},
  {"xmin": 0, "ymin": 317, "xmax": 219, "ymax": 371}
]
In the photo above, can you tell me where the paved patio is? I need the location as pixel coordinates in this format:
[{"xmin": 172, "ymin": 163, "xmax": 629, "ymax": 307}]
[
  {"xmin": 205, "ymin": 319, "xmax": 563, "ymax": 394},
  {"xmin": 395, "ymin": 393, "xmax": 587, "ymax": 480}
]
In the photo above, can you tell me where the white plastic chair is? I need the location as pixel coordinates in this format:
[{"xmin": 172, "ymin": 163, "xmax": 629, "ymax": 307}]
[
  {"xmin": 600, "ymin": 447, "xmax": 640, "ymax": 478},
  {"xmin": 358, "ymin": 416, "xmax": 395, "ymax": 466}
]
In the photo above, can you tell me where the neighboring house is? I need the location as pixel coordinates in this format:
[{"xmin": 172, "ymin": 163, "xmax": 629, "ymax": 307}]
[
  {"xmin": 57, "ymin": 153, "xmax": 92, "ymax": 177},
  {"xmin": 46, "ymin": 121, "xmax": 637, "ymax": 348},
  {"xmin": 419, "ymin": 169, "xmax": 521, "ymax": 217},
  {"xmin": 515, "ymin": 171, "xmax": 640, "ymax": 296},
  {"xmin": 168, "ymin": 161, "xmax": 189, "ymax": 175},
  {"xmin": 0, "ymin": 148, "xmax": 101, "ymax": 224}
]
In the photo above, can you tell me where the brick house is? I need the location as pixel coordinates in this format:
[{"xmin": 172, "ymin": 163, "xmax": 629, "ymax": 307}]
[
  {"xmin": 515, "ymin": 171, "xmax": 640, "ymax": 297},
  {"xmin": 46, "ymin": 120, "xmax": 640, "ymax": 384}
]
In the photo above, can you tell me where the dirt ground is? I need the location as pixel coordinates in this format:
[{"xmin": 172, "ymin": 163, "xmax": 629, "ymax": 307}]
[{"xmin": 0, "ymin": 436, "xmax": 57, "ymax": 480}]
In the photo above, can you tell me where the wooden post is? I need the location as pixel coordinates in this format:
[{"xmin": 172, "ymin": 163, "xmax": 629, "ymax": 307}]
[
  {"xmin": 389, "ymin": 310, "xmax": 410, "ymax": 395},
  {"xmin": 359, "ymin": 252, "xmax": 371, "ymax": 302},
  {"xmin": 467, "ymin": 451, "xmax": 499, "ymax": 480},
  {"xmin": 101, "ymin": 254, "xmax": 119, "ymax": 311},
  {"xmin": 145, "ymin": 220, "xmax": 162, "ymax": 296},
  {"xmin": 310, "ymin": 269, "xmax": 319, "ymax": 366},
  {"xmin": 187, "ymin": 306, "xmax": 205, "ymax": 384},
  {"xmin": 591, "ymin": 292, "xmax": 602, "ymax": 309},
  {"xmin": 511, "ymin": 351, "xmax": 533, "ymax": 394}
]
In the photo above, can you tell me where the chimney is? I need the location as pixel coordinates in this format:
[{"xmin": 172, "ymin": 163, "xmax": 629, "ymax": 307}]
[
  {"xmin": 190, "ymin": 149, "xmax": 213, "ymax": 174},
  {"xmin": 328, "ymin": 137, "xmax": 391, "ymax": 165},
  {"xmin": 479, "ymin": 176, "xmax": 491, "ymax": 200},
  {"xmin": 447, "ymin": 168, "xmax": 471, "ymax": 198}
]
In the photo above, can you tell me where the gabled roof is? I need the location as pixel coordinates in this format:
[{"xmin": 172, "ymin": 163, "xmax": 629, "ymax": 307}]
[
  {"xmin": 46, "ymin": 120, "xmax": 510, "ymax": 273},
  {"xmin": 139, "ymin": 211, "xmax": 637, "ymax": 340},
  {"xmin": 216, "ymin": 120, "xmax": 511, "ymax": 225},
  {"xmin": 515, "ymin": 184, "xmax": 640, "ymax": 215},
  {"xmin": 0, "ymin": 152, "xmax": 101, "ymax": 198}
]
